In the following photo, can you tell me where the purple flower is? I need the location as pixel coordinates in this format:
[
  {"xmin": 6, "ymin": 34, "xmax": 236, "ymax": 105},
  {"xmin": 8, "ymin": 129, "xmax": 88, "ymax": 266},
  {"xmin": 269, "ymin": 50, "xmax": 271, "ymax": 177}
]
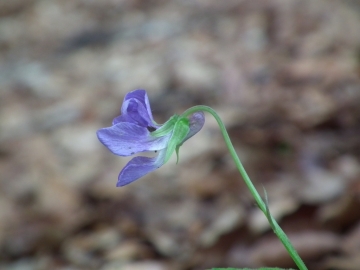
[{"xmin": 97, "ymin": 89, "xmax": 205, "ymax": 186}]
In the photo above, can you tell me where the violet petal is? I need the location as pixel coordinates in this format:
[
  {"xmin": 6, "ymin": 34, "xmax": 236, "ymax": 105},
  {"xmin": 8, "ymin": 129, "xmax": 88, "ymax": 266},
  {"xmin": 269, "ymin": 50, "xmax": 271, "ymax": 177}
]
[
  {"xmin": 113, "ymin": 89, "xmax": 156, "ymax": 127},
  {"xmin": 183, "ymin": 111, "xmax": 205, "ymax": 142},
  {"xmin": 97, "ymin": 122, "xmax": 170, "ymax": 156},
  {"xmin": 124, "ymin": 89, "xmax": 153, "ymax": 117},
  {"xmin": 117, "ymin": 150, "xmax": 166, "ymax": 186},
  {"xmin": 113, "ymin": 99, "xmax": 156, "ymax": 128}
]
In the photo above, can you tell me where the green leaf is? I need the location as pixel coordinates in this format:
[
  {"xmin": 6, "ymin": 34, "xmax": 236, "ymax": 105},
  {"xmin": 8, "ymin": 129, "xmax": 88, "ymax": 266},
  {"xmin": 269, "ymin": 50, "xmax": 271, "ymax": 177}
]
[
  {"xmin": 151, "ymin": 115, "xmax": 179, "ymax": 137},
  {"xmin": 164, "ymin": 117, "xmax": 190, "ymax": 163}
]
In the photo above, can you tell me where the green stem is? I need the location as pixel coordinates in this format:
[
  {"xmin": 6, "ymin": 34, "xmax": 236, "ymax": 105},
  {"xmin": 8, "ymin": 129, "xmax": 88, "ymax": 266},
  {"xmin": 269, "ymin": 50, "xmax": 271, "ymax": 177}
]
[{"xmin": 182, "ymin": 105, "xmax": 307, "ymax": 270}]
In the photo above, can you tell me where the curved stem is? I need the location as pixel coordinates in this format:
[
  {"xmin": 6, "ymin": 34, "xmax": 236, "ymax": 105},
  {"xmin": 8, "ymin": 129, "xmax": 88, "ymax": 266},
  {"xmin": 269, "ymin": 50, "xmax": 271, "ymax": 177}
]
[{"xmin": 182, "ymin": 105, "xmax": 307, "ymax": 270}]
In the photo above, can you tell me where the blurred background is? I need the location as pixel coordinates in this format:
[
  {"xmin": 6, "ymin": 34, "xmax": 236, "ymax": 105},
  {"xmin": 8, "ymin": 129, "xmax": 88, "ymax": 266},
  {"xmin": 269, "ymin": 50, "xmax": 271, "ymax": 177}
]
[{"xmin": 1, "ymin": 0, "xmax": 360, "ymax": 269}]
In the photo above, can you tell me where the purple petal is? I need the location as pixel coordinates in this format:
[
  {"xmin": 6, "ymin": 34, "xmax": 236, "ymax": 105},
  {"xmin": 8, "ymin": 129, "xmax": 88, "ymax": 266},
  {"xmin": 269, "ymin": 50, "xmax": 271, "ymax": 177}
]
[
  {"xmin": 113, "ymin": 89, "xmax": 156, "ymax": 127},
  {"xmin": 111, "ymin": 114, "xmax": 127, "ymax": 125},
  {"xmin": 183, "ymin": 111, "xmax": 205, "ymax": 142},
  {"xmin": 113, "ymin": 99, "xmax": 156, "ymax": 128},
  {"xmin": 117, "ymin": 150, "xmax": 166, "ymax": 186},
  {"xmin": 124, "ymin": 89, "xmax": 152, "ymax": 114},
  {"xmin": 97, "ymin": 122, "xmax": 170, "ymax": 156}
]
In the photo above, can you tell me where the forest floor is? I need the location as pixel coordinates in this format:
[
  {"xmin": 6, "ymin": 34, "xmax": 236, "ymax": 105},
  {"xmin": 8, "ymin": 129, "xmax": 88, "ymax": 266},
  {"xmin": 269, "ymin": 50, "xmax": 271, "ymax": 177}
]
[{"xmin": 1, "ymin": 0, "xmax": 360, "ymax": 269}]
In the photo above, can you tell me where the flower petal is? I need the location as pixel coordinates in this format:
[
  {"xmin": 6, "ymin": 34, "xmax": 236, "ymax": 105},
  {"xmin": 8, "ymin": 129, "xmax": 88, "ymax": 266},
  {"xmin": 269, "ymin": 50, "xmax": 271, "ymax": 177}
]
[
  {"xmin": 124, "ymin": 89, "xmax": 152, "ymax": 115},
  {"xmin": 113, "ymin": 89, "xmax": 157, "ymax": 127},
  {"xmin": 113, "ymin": 99, "xmax": 156, "ymax": 129},
  {"xmin": 97, "ymin": 122, "xmax": 170, "ymax": 156},
  {"xmin": 117, "ymin": 149, "xmax": 166, "ymax": 186},
  {"xmin": 183, "ymin": 111, "xmax": 205, "ymax": 142},
  {"xmin": 111, "ymin": 114, "xmax": 127, "ymax": 125}
]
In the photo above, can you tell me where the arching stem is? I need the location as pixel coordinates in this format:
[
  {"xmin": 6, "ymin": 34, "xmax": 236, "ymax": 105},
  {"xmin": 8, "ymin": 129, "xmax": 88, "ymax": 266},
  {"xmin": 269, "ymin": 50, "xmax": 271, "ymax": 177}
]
[{"xmin": 182, "ymin": 105, "xmax": 307, "ymax": 270}]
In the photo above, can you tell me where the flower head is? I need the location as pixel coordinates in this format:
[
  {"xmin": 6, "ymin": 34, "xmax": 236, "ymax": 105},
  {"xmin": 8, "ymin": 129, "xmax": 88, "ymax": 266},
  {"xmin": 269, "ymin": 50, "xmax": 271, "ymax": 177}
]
[{"xmin": 97, "ymin": 89, "xmax": 205, "ymax": 186}]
